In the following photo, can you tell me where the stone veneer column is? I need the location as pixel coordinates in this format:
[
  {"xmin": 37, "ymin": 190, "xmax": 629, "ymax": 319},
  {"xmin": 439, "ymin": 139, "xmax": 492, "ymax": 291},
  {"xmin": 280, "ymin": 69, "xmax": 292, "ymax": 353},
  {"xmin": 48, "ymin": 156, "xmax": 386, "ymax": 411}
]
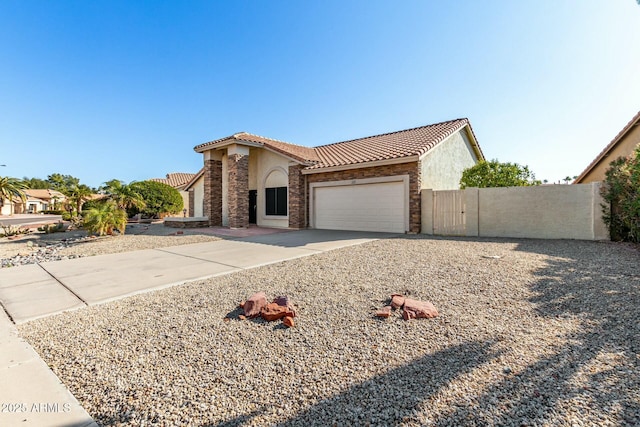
[
  {"xmin": 188, "ymin": 189, "xmax": 195, "ymax": 217},
  {"xmin": 288, "ymin": 165, "xmax": 306, "ymax": 229},
  {"xmin": 204, "ymin": 159, "xmax": 222, "ymax": 226},
  {"xmin": 227, "ymin": 153, "xmax": 249, "ymax": 228}
]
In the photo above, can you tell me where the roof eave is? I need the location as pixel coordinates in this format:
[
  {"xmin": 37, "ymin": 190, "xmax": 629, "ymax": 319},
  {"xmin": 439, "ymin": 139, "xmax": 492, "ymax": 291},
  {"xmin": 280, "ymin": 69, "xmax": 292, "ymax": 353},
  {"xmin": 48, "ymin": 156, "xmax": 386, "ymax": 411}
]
[
  {"xmin": 575, "ymin": 111, "xmax": 640, "ymax": 183},
  {"xmin": 301, "ymin": 155, "xmax": 419, "ymax": 175}
]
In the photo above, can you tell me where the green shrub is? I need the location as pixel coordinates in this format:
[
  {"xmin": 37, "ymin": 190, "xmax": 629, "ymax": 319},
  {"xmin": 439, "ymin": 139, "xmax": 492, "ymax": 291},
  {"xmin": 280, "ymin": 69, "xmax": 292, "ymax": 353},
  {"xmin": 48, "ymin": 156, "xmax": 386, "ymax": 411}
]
[
  {"xmin": 127, "ymin": 181, "xmax": 183, "ymax": 218},
  {"xmin": 0, "ymin": 225, "xmax": 30, "ymax": 237},
  {"xmin": 38, "ymin": 222, "xmax": 67, "ymax": 234},
  {"xmin": 41, "ymin": 209, "xmax": 64, "ymax": 215},
  {"xmin": 601, "ymin": 143, "xmax": 640, "ymax": 242}
]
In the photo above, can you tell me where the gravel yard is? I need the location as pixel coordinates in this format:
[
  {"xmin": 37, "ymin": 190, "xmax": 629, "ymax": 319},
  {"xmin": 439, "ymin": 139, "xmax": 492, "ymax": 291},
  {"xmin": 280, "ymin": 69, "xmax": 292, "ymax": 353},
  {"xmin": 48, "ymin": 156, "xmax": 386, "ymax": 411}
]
[
  {"xmin": 0, "ymin": 224, "xmax": 220, "ymax": 267},
  {"xmin": 18, "ymin": 236, "xmax": 640, "ymax": 426}
]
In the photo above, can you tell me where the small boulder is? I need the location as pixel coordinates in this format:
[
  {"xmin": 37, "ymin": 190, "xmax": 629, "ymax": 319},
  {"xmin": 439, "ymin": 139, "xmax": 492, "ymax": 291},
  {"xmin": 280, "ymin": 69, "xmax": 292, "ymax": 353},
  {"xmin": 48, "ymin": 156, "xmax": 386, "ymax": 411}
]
[
  {"xmin": 375, "ymin": 305, "xmax": 392, "ymax": 318},
  {"xmin": 390, "ymin": 294, "xmax": 405, "ymax": 309},
  {"xmin": 243, "ymin": 292, "xmax": 267, "ymax": 318},
  {"xmin": 261, "ymin": 302, "xmax": 288, "ymax": 321},
  {"xmin": 402, "ymin": 298, "xmax": 439, "ymax": 320},
  {"xmin": 273, "ymin": 295, "xmax": 297, "ymax": 317},
  {"xmin": 283, "ymin": 316, "xmax": 295, "ymax": 328}
]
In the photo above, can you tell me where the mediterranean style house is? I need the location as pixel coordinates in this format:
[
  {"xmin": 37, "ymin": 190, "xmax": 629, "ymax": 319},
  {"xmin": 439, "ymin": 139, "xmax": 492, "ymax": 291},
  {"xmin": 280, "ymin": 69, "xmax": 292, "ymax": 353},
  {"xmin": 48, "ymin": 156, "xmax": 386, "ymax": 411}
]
[{"xmin": 192, "ymin": 118, "xmax": 484, "ymax": 233}]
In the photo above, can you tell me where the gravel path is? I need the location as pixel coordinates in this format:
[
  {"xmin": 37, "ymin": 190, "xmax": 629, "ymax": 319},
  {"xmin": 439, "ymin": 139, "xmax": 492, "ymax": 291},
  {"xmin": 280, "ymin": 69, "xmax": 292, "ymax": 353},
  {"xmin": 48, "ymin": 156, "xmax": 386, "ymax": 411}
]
[
  {"xmin": 18, "ymin": 237, "xmax": 640, "ymax": 426},
  {"xmin": 1, "ymin": 224, "xmax": 220, "ymax": 267}
]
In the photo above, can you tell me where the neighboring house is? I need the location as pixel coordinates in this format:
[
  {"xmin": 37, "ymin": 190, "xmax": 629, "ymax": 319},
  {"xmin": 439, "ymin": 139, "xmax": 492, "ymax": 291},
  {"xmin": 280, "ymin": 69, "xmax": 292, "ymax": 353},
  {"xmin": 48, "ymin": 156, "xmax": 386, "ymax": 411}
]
[
  {"xmin": 150, "ymin": 172, "xmax": 198, "ymax": 216},
  {"xmin": 575, "ymin": 110, "xmax": 640, "ymax": 184},
  {"xmin": 193, "ymin": 118, "xmax": 484, "ymax": 233},
  {"xmin": 17, "ymin": 189, "xmax": 66, "ymax": 213}
]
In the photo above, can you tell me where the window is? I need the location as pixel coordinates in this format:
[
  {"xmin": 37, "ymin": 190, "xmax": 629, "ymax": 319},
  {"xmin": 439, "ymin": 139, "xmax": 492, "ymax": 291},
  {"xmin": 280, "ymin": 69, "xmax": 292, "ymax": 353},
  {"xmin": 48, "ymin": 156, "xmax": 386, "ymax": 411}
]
[{"xmin": 265, "ymin": 186, "xmax": 287, "ymax": 216}]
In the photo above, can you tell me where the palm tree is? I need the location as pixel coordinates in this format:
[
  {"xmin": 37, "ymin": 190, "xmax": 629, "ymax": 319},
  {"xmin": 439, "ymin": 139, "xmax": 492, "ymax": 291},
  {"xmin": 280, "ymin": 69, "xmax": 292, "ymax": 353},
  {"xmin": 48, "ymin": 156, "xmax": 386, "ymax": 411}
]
[
  {"xmin": 0, "ymin": 176, "xmax": 28, "ymax": 216},
  {"xmin": 65, "ymin": 184, "xmax": 93, "ymax": 213},
  {"xmin": 83, "ymin": 200, "xmax": 127, "ymax": 236},
  {"xmin": 103, "ymin": 179, "xmax": 146, "ymax": 211}
]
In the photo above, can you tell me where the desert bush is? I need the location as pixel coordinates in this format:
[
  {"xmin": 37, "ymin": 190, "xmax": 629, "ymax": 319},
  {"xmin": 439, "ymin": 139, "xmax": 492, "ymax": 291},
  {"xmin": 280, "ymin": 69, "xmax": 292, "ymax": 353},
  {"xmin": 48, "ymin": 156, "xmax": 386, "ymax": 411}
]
[
  {"xmin": 601, "ymin": 143, "xmax": 640, "ymax": 242},
  {"xmin": 83, "ymin": 200, "xmax": 127, "ymax": 236},
  {"xmin": 127, "ymin": 181, "xmax": 183, "ymax": 218}
]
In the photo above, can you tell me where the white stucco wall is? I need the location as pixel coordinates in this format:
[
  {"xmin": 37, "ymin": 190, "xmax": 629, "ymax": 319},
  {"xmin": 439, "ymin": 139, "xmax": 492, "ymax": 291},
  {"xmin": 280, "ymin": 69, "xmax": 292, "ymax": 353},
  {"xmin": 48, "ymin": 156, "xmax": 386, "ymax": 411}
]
[
  {"xmin": 1, "ymin": 200, "xmax": 12, "ymax": 215},
  {"xmin": 420, "ymin": 129, "xmax": 479, "ymax": 190}
]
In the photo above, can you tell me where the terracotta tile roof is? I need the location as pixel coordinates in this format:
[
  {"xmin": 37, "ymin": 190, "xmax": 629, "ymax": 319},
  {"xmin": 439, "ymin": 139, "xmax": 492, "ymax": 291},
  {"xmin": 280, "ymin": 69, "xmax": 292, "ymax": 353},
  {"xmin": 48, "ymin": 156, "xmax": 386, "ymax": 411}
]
[
  {"xmin": 194, "ymin": 118, "xmax": 482, "ymax": 171},
  {"xmin": 575, "ymin": 110, "xmax": 640, "ymax": 183},
  {"xmin": 24, "ymin": 189, "xmax": 66, "ymax": 200},
  {"xmin": 194, "ymin": 132, "xmax": 320, "ymax": 164},
  {"xmin": 150, "ymin": 172, "xmax": 197, "ymax": 189},
  {"xmin": 309, "ymin": 118, "xmax": 478, "ymax": 170}
]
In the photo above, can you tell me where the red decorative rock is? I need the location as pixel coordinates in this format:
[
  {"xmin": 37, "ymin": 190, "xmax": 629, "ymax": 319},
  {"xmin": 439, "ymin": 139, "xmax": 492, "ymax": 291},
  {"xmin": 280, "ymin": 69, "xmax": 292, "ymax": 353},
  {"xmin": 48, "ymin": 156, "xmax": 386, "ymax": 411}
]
[
  {"xmin": 243, "ymin": 292, "xmax": 267, "ymax": 318},
  {"xmin": 283, "ymin": 316, "xmax": 295, "ymax": 327},
  {"xmin": 375, "ymin": 305, "xmax": 392, "ymax": 318},
  {"xmin": 390, "ymin": 294, "xmax": 405, "ymax": 309},
  {"xmin": 239, "ymin": 301, "xmax": 246, "ymax": 308},
  {"xmin": 273, "ymin": 295, "xmax": 297, "ymax": 317},
  {"xmin": 261, "ymin": 302, "xmax": 288, "ymax": 321},
  {"xmin": 402, "ymin": 298, "xmax": 439, "ymax": 320}
]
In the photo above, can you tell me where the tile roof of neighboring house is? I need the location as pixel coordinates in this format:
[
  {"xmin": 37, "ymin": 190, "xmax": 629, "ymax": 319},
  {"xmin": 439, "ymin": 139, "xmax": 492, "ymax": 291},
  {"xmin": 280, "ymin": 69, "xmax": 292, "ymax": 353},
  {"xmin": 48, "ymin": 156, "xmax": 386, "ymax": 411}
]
[
  {"xmin": 194, "ymin": 118, "xmax": 482, "ymax": 171},
  {"xmin": 24, "ymin": 189, "xmax": 66, "ymax": 200},
  {"xmin": 575, "ymin": 110, "xmax": 640, "ymax": 183},
  {"xmin": 309, "ymin": 118, "xmax": 480, "ymax": 170},
  {"xmin": 150, "ymin": 172, "xmax": 198, "ymax": 189},
  {"xmin": 194, "ymin": 132, "xmax": 320, "ymax": 164}
]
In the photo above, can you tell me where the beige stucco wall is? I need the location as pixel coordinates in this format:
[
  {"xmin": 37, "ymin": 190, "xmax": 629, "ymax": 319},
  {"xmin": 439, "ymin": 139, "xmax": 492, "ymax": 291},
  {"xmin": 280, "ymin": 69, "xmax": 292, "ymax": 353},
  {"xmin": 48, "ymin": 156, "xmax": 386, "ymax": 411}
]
[
  {"xmin": 1, "ymin": 200, "xmax": 12, "ymax": 215},
  {"xmin": 254, "ymin": 149, "xmax": 291, "ymax": 228},
  {"xmin": 422, "ymin": 183, "xmax": 608, "ymax": 240},
  {"xmin": 420, "ymin": 129, "xmax": 479, "ymax": 190},
  {"xmin": 478, "ymin": 183, "xmax": 607, "ymax": 240},
  {"xmin": 192, "ymin": 174, "xmax": 204, "ymax": 218},
  {"xmin": 579, "ymin": 124, "xmax": 640, "ymax": 183}
]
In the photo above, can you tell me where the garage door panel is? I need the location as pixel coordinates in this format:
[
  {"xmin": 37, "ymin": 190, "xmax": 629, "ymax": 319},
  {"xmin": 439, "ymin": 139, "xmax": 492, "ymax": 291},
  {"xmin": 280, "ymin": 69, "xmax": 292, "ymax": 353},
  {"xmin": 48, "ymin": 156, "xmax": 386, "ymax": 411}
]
[{"xmin": 313, "ymin": 181, "xmax": 406, "ymax": 233}]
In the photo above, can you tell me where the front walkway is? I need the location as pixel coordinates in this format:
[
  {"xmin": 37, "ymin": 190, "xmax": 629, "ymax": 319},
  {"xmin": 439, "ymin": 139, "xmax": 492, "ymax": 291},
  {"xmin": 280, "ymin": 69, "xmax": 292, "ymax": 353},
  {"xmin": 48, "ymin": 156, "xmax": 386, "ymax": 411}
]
[{"xmin": 0, "ymin": 229, "xmax": 394, "ymax": 426}]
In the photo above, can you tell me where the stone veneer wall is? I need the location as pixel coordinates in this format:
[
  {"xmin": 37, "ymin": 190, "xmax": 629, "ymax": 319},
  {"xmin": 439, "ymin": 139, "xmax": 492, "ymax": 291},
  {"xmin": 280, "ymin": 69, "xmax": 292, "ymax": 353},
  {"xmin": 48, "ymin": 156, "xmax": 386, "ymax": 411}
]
[
  {"xmin": 288, "ymin": 165, "xmax": 306, "ymax": 229},
  {"xmin": 305, "ymin": 161, "xmax": 422, "ymax": 233},
  {"xmin": 227, "ymin": 154, "xmax": 249, "ymax": 228},
  {"xmin": 188, "ymin": 189, "xmax": 195, "ymax": 218},
  {"xmin": 204, "ymin": 159, "xmax": 223, "ymax": 226}
]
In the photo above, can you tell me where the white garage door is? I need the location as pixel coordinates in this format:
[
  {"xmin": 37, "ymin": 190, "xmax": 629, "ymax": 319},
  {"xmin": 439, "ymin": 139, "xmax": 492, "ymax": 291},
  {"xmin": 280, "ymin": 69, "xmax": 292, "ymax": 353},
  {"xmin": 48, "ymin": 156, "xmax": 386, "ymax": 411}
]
[{"xmin": 313, "ymin": 181, "xmax": 406, "ymax": 233}]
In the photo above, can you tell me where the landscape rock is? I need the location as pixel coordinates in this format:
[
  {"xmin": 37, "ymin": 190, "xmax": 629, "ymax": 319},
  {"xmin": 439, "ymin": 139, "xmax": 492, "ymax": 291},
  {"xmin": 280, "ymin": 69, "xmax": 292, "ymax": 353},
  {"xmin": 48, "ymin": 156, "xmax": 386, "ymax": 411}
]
[
  {"xmin": 243, "ymin": 292, "xmax": 267, "ymax": 318},
  {"xmin": 390, "ymin": 294, "xmax": 405, "ymax": 309},
  {"xmin": 282, "ymin": 316, "xmax": 295, "ymax": 327},
  {"xmin": 261, "ymin": 302, "xmax": 288, "ymax": 321},
  {"xmin": 273, "ymin": 295, "xmax": 297, "ymax": 317},
  {"xmin": 375, "ymin": 305, "xmax": 392, "ymax": 318},
  {"xmin": 402, "ymin": 298, "xmax": 439, "ymax": 320}
]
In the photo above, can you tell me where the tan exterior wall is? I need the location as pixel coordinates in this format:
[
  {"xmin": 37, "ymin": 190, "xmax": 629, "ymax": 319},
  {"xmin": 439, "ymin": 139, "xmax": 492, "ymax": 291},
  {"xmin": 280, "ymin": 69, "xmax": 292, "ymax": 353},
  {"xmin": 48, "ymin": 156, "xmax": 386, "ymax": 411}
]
[
  {"xmin": 1, "ymin": 200, "xmax": 12, "ymax": 216},
  {"xmin": 254, "ymin": 149, "xmax": 291, "ymax": 228},
  {"xmin": 192, "ymin": 175, "xmax": 204, "ymax": 218},
  {"xmin": 421, "ymin": 130, "xmax": 479, "ymax": 190},
  {"xmin": 422, "ymin": 183, "xmax": 608, "ymax": 240},
  {"xmin": 579, "ymin": 124, "xmax": 640, "ymax": 183}
]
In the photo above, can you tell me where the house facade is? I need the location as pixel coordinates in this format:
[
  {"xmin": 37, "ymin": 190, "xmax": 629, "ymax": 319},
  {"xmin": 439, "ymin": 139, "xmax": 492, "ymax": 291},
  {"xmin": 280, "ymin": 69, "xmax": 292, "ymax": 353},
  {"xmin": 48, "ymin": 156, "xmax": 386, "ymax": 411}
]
[
  {"xmin": 575, "ymin": 110, "xmax": 640, "ymax": 184},
  {"xmin": 193, "ymin": 118, "xmax": 484, "ymax": 233}
]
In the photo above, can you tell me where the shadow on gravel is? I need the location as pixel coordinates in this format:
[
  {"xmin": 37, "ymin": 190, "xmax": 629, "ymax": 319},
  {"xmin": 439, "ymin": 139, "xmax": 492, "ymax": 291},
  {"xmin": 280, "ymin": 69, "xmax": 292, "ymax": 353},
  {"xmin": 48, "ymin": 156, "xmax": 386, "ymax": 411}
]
[
  {"xmin": 434, "ymin": 239, "xmax": 640, "ymax": 426},
  {"xmin": 204, "ymin": 341, "xmax": 499, "ymax": 427}
]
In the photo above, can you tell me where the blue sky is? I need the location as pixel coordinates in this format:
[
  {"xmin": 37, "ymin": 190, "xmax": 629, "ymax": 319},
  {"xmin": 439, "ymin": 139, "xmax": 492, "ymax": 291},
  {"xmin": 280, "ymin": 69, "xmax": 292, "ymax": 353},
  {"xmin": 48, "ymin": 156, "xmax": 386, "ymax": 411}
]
[{"xmin": 1, "ymin": 1, "xmax": 639, "ymax": 188}]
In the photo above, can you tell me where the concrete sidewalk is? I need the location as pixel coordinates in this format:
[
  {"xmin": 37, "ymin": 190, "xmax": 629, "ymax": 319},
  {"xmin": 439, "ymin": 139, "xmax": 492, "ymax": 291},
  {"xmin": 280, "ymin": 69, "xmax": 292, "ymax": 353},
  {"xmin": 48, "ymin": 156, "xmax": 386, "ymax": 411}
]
[{"xmin": 0, "ymin": 229, "xmax": 390, "ymax": 426}]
